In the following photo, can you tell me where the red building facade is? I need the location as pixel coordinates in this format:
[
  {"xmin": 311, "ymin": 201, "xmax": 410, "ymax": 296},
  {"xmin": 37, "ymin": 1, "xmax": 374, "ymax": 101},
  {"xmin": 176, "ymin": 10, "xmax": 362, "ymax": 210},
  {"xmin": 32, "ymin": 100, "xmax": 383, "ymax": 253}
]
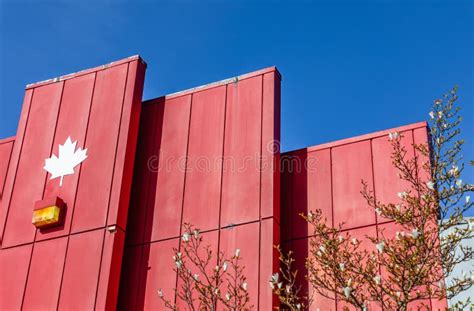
[{"xmin": 0, "ymin": 56, "xmax": 446, "ymax": 310}]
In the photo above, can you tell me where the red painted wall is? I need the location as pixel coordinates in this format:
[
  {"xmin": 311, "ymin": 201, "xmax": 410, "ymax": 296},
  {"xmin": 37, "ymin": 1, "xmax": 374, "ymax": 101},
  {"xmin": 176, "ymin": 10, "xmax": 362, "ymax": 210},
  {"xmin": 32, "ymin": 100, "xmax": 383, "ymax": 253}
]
[
  {"xmin": 281, "ymin": 122, "xmax": 446, "ymax": 310},
  {"xmin": 0, "ymin": 56, "xmax": 146, "ymax": 310},
  {"xmin": 118, "ymin": 67, "xmax": 282, "ymax": 310},
  {"xmin": 0, "ymin": 137, "xmax": 14, "ymax": 205}
]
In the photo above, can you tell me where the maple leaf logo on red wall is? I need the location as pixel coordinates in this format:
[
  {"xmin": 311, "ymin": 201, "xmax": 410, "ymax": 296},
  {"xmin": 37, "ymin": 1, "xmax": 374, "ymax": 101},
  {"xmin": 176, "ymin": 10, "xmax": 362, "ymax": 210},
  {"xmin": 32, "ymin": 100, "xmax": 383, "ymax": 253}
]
[{"xmin": 43, "ymin": 137, "xmax": 88, "ymax": 186}]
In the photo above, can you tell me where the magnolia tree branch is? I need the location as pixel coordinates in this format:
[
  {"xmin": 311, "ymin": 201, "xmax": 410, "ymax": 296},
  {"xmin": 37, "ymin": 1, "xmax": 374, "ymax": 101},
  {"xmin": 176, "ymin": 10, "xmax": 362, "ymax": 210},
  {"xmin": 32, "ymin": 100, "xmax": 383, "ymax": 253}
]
[
  {"xmin": 158, "ymin": 223, "xmax": 252, "ymax": 310},
  {"xmin": 271, "ymin": 87, "xmax": 473, "ymax": 311}
]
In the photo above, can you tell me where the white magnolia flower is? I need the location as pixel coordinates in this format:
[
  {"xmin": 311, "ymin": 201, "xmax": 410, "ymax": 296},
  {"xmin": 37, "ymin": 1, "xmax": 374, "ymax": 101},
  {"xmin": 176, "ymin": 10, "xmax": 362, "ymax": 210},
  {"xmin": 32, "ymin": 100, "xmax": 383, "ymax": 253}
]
[
  {"xmin": 277, "ymin": 282, "xmax": 283, "ymax": 289},
  {"xmin": 222, "ymin": 261, "xmax": 228, "ymax": 272},
  {"xmin": 193, "ymin": 274, "xmax": 199, "ymax": 281},
  {"xmin": 347, "ymin": 278, "xmax": 352, "ymax": 286},
  {"xmin": 338, "ymin": 235, "xmax": 344, "ymax": 242},
  {"xmin": 215, "ymin": 265, "xmax": 220, "ymax": 272},
  {"xmin": 316, "ymin": 251, "xmax": 322, "ymax": 257},
  {"xmin": 286, "ymin": 284, "xmax": 291, "ymax": 294},
  {"xmin": 375, "ymin": 208, "xmax": 382, "ymax": 216},
  {"xmin": 271, "ymin": 273, "xmax": 279, "ymax": 283},
  {"xmin": 429, "ymin": 111, "xmax": 435, "ymax": 119},
  {"xmin": 396, "ymin": 291, "xmax": 401, "ymax": 298},
  {"xmin": 235, "ymin": 249, "xmax": 241, "ymax": 257},
  {"xmin": 466, "ymin": 196, "xmax": 471, "ymax": 204},
  {"xmin": 375, "ymin": 241, "xmax": 385, "ymax": 253},
  {"xmin": 351, "ymin": 238, "xmax": 358, "ymax": 245},
  {"xmin": 242, "ymin": 282, "xmax": 248, "ymax": 291},
  {"xmin": 182, "ymin": 232, "xmax": 190, "ymax": 242},
  {"xmin": 411, "ymin": 229, "xmax": 420, "ymax": 239},
  {"xmin": 296, "ymin": 303, "xmax": 301, "ymax": 309},
  {"xmin": 157, "ymin": 289, "xmax": 164, "ymax": 297},
  {"xmin": 456, "ymin": 179, "xmax": 463, "ymax": 188},
  {"xmin": 175, "ymin": 261, "xmax": 182, "ymax": 269},
  {"xmin": 319, "ymin": 245, "xmax": 326, "ymax": 253},
  {"xmin": 443, "ymin": 123, "xmax": 448, "ymax": 129},
  {"xmin": 193, "ymin": 229, "xmax": 200, "ymax": 239},
  {"xmin": 426, "ymin": 181, "xmax": 435, "ymax": 190},
  {"xmin": 225, "ymin": 293, "xmax": 231, "ymax": 301},
  {"xmin": 448, "ymin": 165, "xmax": 459, "ymax": 177},
  {"xmin": 307, "ymin": 211, "xmax": 314, "ymax": 220},
  {"xmin": 339, "ymin": 263, "xmax": 345, "ymax": 271},
  {"xmin": 388, "ymin": 132, "xmax": 399, "ymax": 141},
  {"xmin": 269, "ymin": 281, "xmax": 275, "ymax": 289},
  {"xmin": 214, "ymin": 288, "xmax": 220, "ymax": 295},
  {"xmin": 343, "ymin": 286, "xmax": 351, "ymax": 298},
  {"xmin": 374, "ymin": 275, "xmax": 381, "ymax": 285},
  {"xmin": 397, "ymin": 192, "xmax": 408, "ymax": 199}
]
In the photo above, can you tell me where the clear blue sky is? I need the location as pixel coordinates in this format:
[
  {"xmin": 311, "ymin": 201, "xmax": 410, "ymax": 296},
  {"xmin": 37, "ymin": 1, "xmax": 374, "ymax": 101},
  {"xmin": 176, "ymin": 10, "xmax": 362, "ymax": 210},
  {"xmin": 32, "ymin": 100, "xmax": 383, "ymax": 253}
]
[{"xmin": 1, "ymin": 1, "xmax": 472, "ymax": 177}]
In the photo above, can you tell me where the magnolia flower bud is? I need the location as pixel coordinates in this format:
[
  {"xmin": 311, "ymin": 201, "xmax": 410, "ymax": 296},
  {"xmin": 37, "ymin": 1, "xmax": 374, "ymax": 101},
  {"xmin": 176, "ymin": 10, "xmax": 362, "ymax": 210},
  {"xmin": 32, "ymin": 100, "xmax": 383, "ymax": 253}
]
[
  {"xmin": 397, "ymin": 192, "xmax": 408, "ymax": 199},
  {"xmin": 429, "ymin": 111, "xmax": 435, "ymax": 119},
  {"xmin": 222, "ymin": 261, "xmax": 228, "ymax": 272},
  {"xmin": 157, "ymin": 289, "xmax": 164, "ymax": 297},
  {"xmin": 182, "ymin": 232, "xmax": 190, "ymax": 242},
  {"xmin": 426, "ymin": 181, "xmax": 435, "ymax": 190},
  {"xmin": 375, "ymin": 241, "xmax": 385, "ymax": 253},
  {"xmin": 411, "ymin": 229, "xmax": 420, "ymax": 239},
  {"xmin": 374, "ymin": 275, "xmax": 381, "ymax": 285},
  {"xmin": 242, "ymin": 282, "xmax": 248, "ymax": 291},
  {"xmin": 235, "ymin": 249, "xmax": 241, "ymax": 258},
  {"xmin": 343, "ymin": 286, "xmax": 351, "ymax": 298}
]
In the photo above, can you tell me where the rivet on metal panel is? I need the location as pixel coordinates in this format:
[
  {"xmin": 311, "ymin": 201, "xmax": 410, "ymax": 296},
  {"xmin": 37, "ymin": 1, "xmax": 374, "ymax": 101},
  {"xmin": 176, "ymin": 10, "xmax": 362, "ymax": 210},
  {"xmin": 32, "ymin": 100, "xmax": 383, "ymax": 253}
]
[{"xmin": 107, "ymin": 225, "xmax": 117, "ymax": 233}]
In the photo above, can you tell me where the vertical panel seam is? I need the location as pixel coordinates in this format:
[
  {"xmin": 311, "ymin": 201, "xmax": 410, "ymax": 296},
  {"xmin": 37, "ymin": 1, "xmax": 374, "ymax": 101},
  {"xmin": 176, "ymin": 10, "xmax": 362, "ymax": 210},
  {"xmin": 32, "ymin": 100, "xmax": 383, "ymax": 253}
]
[
  {"xmin": 217, "ymin": 84, "xmax": 228, "ymax": 267},
  {"xmin": 257, "ymin": 74, "xmax": 264, "ymax": 309},
  {"xmin": 56, "ymin": 72, "xmax": 98, "ymax": 310},
  {"xmin": 175, "ymin": 92, "xmax": 194, "ymax": 304},
  {"xmin": 94, "ymin": 62, "xmax": 130, "ymax": 310},
  {"xmin": 22, "ymin": 80, "xmax": 65, "ymax": 309}
]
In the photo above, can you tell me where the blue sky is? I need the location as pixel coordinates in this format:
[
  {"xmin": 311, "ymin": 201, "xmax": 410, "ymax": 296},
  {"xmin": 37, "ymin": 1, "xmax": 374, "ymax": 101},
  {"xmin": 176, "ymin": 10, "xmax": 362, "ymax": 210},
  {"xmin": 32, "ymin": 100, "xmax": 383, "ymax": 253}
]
[{"xmin": 1, "ymin": 1, "xmax": 472, "ymax": 177}]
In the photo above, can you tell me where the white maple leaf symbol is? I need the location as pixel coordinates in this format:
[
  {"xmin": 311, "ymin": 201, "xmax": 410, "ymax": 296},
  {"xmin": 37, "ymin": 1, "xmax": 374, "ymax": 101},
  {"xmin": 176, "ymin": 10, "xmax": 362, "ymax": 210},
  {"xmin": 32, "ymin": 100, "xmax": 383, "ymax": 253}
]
[{"xmin": 43, "ymin": 136, "xmax": 88, "ymax": 186}]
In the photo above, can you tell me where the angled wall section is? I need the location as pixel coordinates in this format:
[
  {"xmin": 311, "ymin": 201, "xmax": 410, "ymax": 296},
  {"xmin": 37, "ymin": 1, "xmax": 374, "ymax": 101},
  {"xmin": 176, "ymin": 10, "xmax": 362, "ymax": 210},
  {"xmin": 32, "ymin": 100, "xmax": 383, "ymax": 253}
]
[
  {"xmin": 119, "ymin": 67, "xmax": 281, "ymax": 310},
  {"xmin": 0, "ymin": 56, "xmax": 146, "ymax": 311},
  {"xmin": 281, "ymin": 122, "xmax": 446, "ymax": 310}
]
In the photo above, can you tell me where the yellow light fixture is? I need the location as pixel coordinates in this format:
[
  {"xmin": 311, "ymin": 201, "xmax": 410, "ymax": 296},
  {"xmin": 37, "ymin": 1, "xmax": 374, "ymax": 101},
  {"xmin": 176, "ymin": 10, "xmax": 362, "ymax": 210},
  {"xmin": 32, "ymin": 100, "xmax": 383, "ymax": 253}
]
[{"xmin": 33, "ymin": 197, "xmax": 65, "ymax": 228}]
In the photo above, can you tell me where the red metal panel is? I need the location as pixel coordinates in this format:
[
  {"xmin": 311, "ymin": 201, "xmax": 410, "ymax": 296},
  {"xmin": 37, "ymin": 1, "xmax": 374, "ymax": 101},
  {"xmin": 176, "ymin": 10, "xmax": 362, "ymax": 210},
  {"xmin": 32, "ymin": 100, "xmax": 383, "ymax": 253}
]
[
  {"xmin": 221, "ymin": 77, "xmax": 262, "ymax": 226},
  {"xmin": 0, "ymin": 137, "xmax": 14, "ymax": 201},
  {"xmin": 2, "ymin": 83, "xmax": 63, "ymax": 247},
  {"xmin": 117, "ymin": 245, "xmax": 143, "ymax": 310},
  {"xmin": 372, "ymin": 130, "xmax": 414, "ymax": 224},
  {"xmin": 284, "ymin": 149, "xmax": 333, "ymax": 241},
  {"xmin": 332, "ymin": 140, "xmax": 375, "ymax": 230},
  {"xmin": 0, "ymin": 243, "xmax": 32, "ymax": 310},
  {"xmin": 108, "ymin": 60, "xmax": 146, "ymax": 229},
  {"xmin": 0, "ymin": 89, "xmax": 33, "ymax": 245},
  {"xmin": 182, "ymin": 86, "xmax": 226, "ymax": 232},
  {"xmin": 124, "ymin": 103, "xmax": 159, "ymax": 246},
  {"xmin": 140, "ymin": 238, "xmax": 179, "ymax": 310},
  {"xmin": 23, "ymin": 237, "xmax": 68, "ymax": 310},
  {"xmin": 95, "ymin": 229, "xmax": 126, "ymax": 311},
  {"xmin": 72, "ymin": 63, "xmax": 129, "ymax": 233},
  {"xmin": 259, "ymin": 218, "xmax": 280, "ymax": 310},
  {"xmin": 285, "ymin": 238, "xmax": 336, "ymax": 311},
  {"xmin": 149, "ymin": 95, "xmax": 191, "ymax": 241},
  {"xmin": 36, "ymin": 72, "xmax": 95, "ymax": 241},
  {"xmin": 58, "ymin": 229, "xmax": 104, "ymax": 310},
  {"xmin": 219, "ymin": 222, "xmax": 260, "ymax": 308},
  {"xmin": 261, "ymin": 72, "xmax": 281, "ymax": 221}
]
